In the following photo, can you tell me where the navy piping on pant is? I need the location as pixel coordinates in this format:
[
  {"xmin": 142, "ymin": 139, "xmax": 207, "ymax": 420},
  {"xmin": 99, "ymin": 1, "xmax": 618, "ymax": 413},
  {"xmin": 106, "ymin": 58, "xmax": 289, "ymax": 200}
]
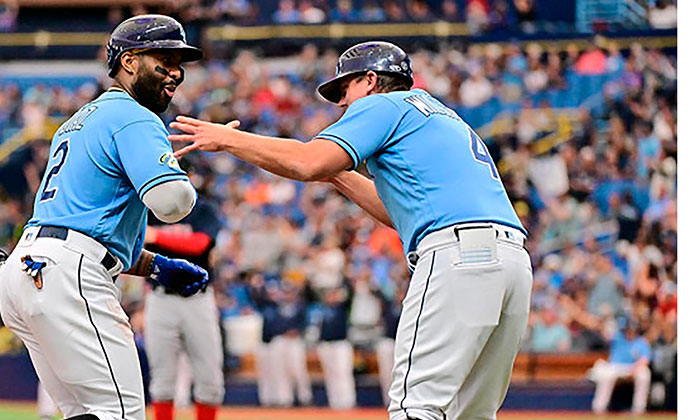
[
  {"xmin": 77, "ymin": 254, "xmax": 125, "ymax": 419},
  {"xmin": 400, "ymin": 251, "xmax": 436, "ymax": 419}
]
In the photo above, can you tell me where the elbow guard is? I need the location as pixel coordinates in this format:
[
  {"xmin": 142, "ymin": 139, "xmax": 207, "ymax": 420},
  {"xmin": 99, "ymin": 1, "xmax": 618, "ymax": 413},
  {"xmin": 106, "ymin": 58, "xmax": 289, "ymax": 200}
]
[{"xmin": 142, "ymin": 180, "xmax": 197, "ymax": 223}]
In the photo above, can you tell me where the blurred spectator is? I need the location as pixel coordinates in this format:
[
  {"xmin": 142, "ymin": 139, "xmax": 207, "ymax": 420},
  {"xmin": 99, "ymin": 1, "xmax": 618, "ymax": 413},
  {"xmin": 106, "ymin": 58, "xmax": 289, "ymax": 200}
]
[
  {"xmin": 215, "ymin": 0, "xmax": 256, "ymax": 22},
  {"xmin": 273, "ymin": 0, "xmax": 301, "ymax": 24},
  {"xmin": 648, "ymin": 0, "xmax": 677, "ymax": 29},
  {"xmin": 407, "ymin": 0, "xmax": 434, "ymax": 22},
  {"xmin": 0, "ymin": 0, "xmax": 17, "ymax": 32},
  {"xmin": 513, "ymin": 0, "xmax": 537, "ymax": 32},
  {"xmin": 348, "ymin": 266, "xmax": 382, "ymax": 345},
  {"xmin": 383, "ymin": 0, "xmax": 406, "ymax": 22},
  {"xmin": 531, "ymin": 306, "xmax": 572, "ymax": 352},
  {"xmin": 308, "ymin": 234, "xmax": 345, "ymax": 290},
  {"xmin": 315, "ymin": 283, "xmax": 356, "ymax": 409},
  {"xmin": 459, "ymin": 69, "xmax": 493, "ymax": 107},
  {"xmin": 248, "ymin": 274, "xmax": 284, "ymax": 407},
  {"xmin": 587, "ymin": 254, "xmax": 625, "ymax": 317},
  {"xmin": 590, "ymin": 321, "xmax": 652, "ymax": 414},
  {"xmin": 329, "ymin": 0, "xmax": 359, "ymax": 23},
  {"xmin": 359, "ymin": 0, "xmax": 386, "ymax": 23},
  {"xmin": 440, "ymin": 0, "xmax": 461, "ymax": 23},
  {"xmin": 268, "ymin": 281, "xmax": 313, "ymax": 406},
  {"xmin": 489, "ymin": 0, "xmax": 511, "ymax": 31},
  {"xmin": 466, "ymin": 0, "xmax": 489, "ymax": 32},
  {"xmin": 299, "ymin": 0, "xmax": 326, "ymax": 24},
  {"xmin": 575, "ymin": 40, "xmax": 607, "ymax": 75},
  {"xmin": 374, "ymin": 278, "xmax": 407, "ymax": 406}
]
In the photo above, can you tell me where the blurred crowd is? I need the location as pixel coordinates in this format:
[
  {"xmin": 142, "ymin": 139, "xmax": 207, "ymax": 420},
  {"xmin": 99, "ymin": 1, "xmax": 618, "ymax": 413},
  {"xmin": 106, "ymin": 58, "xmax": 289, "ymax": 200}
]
[
  {"xmin": 0, "ymin": 0, "xmax": 676, "ymax": 35},
  {"xmin": 154, "ymin": 0, "xmax": 676, "ymax": 32},
  {"xmin": 0, "ymin": 37, "xmax": 676, "ymax": 408}
]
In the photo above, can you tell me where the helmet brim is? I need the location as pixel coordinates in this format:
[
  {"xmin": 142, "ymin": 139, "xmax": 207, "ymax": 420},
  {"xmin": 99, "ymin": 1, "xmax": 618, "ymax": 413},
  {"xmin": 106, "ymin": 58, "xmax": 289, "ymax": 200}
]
[
  {"xmin": 108, "ymin": 42, "xmax": 203, "ymax": 77},
  {"xmin": 149, "ymin": 40, "xmax": 204, "ymax": 62},
  {"xmin": 317, "ymin": 72, "xmax": 364, "ymax": 103}
]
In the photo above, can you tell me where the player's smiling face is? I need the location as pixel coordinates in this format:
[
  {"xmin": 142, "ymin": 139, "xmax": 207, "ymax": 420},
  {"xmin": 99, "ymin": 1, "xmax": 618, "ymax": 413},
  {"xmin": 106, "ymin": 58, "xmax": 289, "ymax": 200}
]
[{"xmin": 132, "ymin": 50, "xmax": 185, "ymax": 114}]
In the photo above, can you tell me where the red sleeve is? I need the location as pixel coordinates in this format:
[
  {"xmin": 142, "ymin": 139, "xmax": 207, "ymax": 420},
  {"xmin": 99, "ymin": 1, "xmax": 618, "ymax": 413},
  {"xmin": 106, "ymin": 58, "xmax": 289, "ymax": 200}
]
[{"xmin": 152, "ymin": 230, "xmax": 213, "ymax": 256}]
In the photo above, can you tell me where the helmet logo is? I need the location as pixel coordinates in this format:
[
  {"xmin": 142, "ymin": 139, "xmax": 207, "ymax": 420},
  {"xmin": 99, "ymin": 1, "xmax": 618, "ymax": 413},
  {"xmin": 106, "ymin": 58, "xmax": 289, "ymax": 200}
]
[
  {"xmin": 401, "ymin": 62, "xmax": 409, "ymax": 71},
  {"xmin": 389, "ymin": 64, "xmax": 402, "ymax": 72}
]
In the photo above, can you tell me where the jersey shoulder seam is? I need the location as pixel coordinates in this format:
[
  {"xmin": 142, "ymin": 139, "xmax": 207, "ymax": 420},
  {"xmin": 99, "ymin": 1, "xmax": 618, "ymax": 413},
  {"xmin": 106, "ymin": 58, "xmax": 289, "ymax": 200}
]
[{"xmin": 111, "ymin": 119, "xmax": 161, "ymax": 139}]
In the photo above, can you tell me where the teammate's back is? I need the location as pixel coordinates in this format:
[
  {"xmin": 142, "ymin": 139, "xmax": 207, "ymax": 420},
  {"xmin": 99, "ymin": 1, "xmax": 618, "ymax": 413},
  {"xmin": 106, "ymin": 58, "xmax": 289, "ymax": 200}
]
[{"xmin": 318, "ymin": 88, "xmax": 525, "ymax": 253}]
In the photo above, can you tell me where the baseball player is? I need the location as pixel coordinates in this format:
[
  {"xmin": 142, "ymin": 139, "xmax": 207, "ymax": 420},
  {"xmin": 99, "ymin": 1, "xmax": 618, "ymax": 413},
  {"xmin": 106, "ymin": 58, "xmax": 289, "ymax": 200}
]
[
  {"xmin": 0, "ymin": 15, "xmax": 209, "ymax": 420},
  {"xmin": 143, "ymin": 167, "xmax": 225, "ymax": 420},
  {"xmin": 169, "ymin": 40, "xmax": 533, "ymax": 420}
]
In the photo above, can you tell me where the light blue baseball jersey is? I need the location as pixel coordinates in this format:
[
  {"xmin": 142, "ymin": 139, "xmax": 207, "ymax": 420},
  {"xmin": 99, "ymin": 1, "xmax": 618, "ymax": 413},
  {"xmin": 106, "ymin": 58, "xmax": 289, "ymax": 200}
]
[
  {"xmin": 28, "ymin": 89, "xmax": 191, "ymax": 268},
  {"xmin": 315, "ymin": 88, "xmax": 525, "ymax": 254}
]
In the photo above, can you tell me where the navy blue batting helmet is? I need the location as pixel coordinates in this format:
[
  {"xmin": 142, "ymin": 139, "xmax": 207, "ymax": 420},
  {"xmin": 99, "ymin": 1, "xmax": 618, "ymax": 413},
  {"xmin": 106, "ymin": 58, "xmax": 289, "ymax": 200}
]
[
  {"xmin": 107, "ymin": 14, "xmax": 203, "ymax": 78},
  {"xmin": 317, "ymin": 41, "xmax": 413, "ymax": 103}
]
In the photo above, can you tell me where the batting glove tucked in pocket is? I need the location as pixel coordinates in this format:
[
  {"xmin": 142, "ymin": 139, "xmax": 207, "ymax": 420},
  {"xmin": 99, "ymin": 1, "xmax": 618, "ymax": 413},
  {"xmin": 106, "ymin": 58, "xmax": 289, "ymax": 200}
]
[{"xmin": 148, "ymin": 254, "xmax": 209, "ymax": 297}]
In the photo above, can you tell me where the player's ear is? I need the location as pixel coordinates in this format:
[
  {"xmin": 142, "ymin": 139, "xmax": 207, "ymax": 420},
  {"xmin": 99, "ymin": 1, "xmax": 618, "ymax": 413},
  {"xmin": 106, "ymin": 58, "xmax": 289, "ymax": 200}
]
[
  {"xmin": 366, "ymin": 71, "xmax": 378, "ymax": 93},
  {"xmin": 119, "ymin": 51, "xmax": 138, "ymax": 76}
]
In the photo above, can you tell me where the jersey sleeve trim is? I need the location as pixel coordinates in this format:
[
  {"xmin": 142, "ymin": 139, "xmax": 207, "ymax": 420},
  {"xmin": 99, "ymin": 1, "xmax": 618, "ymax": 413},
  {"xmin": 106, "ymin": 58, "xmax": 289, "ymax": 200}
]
[
  {"xmin": 314, "ymin": 133, "xmax": 361, "ymax": 170},
  {"xmin": 138, "ymin": 173, "xmax": 189, "ymax": 199}
]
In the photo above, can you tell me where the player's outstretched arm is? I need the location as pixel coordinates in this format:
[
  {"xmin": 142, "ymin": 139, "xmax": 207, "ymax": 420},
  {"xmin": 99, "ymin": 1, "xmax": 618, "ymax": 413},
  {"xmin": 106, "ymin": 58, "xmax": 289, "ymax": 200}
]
[
  {"xmin": 168, "ymin": 116, "xmax": 352, "ymax": 182},
  {"xmin": 328, "ymin": 171, "xmax": 393, "ymax": 228}
]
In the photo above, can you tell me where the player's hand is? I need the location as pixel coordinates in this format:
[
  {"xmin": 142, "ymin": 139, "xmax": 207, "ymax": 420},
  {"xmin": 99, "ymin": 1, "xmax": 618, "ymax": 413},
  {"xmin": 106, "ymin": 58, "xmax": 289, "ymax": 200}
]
[
  {"xmin": 168, "ymin": 116, "xmax": 241, "ymax": 158},
  {"xmin": 149, "ymin": 254, "xmax": 209, "ymax": 297}
]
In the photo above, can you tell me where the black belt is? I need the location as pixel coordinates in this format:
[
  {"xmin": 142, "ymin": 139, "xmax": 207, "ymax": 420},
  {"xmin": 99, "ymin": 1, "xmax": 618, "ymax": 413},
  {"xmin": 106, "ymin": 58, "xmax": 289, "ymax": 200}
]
[
  {"xmin": 37, "ymin": 226, "xmax": 119, "ymax": 272},
  {"xmin": 151, "ymin": 283, "xmax": 178, "ymax": 295}
]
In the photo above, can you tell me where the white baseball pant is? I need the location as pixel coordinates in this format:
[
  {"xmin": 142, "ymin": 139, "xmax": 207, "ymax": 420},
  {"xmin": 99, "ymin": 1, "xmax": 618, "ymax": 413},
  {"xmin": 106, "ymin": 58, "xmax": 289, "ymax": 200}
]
[
  {"xmin": 591, "ymin": 361, "xmax": 651, "ymax": 414},
  {"xmin": 269, "ymin": 334, "xmax": 313, "ymax": 406},
  {"xmin": 388, "ymin": 223, "xmax": 532, "ymax": 420},
  {"xmin": 255, "ymin": 342, "xmax": 276, "ymax": 406},
  {"xmin": 144, "ymin": 287, "xmax": 224, "ymax": 406},
  {"xmin": 317, "ymin": 339, "xmax": 356, "ymax": 409},
  {"xmin": 376, "ymin": 337, "xmax": 396, "ymax": 407},
  {"xmin": 0, "ymin": 227, "xmax": 144, "ymax": 420}
]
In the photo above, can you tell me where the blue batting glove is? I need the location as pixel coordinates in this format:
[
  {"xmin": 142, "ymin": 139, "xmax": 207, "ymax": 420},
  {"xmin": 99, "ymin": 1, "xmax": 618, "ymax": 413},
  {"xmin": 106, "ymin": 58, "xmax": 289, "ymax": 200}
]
[{"xmin": 149, "ymin": 254, "xmax": 209, "ymax": 297}]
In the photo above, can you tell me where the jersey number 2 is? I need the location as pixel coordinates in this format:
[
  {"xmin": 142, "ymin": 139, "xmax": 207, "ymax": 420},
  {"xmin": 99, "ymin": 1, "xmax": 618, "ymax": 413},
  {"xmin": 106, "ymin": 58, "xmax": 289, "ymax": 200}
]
[
  {"xmin": 468, "ymin": 128, "xmax": 499, "ymax": 180},
  {"xmin": 40, "ymin": 139, "xmax": 70, "ymax": 202}
]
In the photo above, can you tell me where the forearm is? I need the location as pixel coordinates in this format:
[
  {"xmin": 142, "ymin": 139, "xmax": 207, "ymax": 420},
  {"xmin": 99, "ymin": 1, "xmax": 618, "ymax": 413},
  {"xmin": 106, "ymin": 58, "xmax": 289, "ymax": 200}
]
[
  {"xmin": 330, "ymin": 171, "xmax": 393, "ymax": 227},
  {"xmin": 124, "ymin": 249, "xmax": 155, "ymax": 276},
  {"xmin": 223, "ymin": 131, "xmax": 331, "ymax": 181}
]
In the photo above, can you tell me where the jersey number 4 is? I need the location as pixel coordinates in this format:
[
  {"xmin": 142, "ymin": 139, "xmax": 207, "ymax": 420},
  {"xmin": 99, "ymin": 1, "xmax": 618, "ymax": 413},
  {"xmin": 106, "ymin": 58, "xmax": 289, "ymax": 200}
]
[
  {"xmin": 40, "ymin": 139, "xmax": 70, "ymax": 202},
  {"xmin": 468, "ymin": 128, "xmax": 499, "ymax": 180}
]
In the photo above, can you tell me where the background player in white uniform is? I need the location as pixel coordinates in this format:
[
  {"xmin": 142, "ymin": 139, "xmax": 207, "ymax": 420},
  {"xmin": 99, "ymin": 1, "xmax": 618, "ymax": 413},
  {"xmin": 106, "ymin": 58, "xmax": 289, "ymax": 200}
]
[
  {"xmin": 169, "ymin": 40, "xmax": 533, "ymax": 420},
  {"xmin": 0, "ymin": 15, "xmax": 209, "ymax": 420},
  {"xmin": 143, "ymin": 163, "xmax": 225, "ymax": 420}
]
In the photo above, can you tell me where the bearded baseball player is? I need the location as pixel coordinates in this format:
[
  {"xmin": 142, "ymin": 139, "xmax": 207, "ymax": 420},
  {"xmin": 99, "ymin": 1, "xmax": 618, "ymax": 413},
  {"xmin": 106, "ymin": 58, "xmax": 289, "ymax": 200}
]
[
  {"xmin": 169, "ymin": 40, "xmax": 533, "ymax": 420},
  {"xmin": 0, "ymin": 15, "xmax": 209, "ymax": 420}
]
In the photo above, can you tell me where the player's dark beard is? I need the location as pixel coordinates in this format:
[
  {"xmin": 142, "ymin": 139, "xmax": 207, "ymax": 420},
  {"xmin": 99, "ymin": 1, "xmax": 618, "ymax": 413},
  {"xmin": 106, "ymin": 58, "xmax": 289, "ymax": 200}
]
[{"xmin": 132, "ymin": 62, "xmax": 171, "ymax": 114}]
